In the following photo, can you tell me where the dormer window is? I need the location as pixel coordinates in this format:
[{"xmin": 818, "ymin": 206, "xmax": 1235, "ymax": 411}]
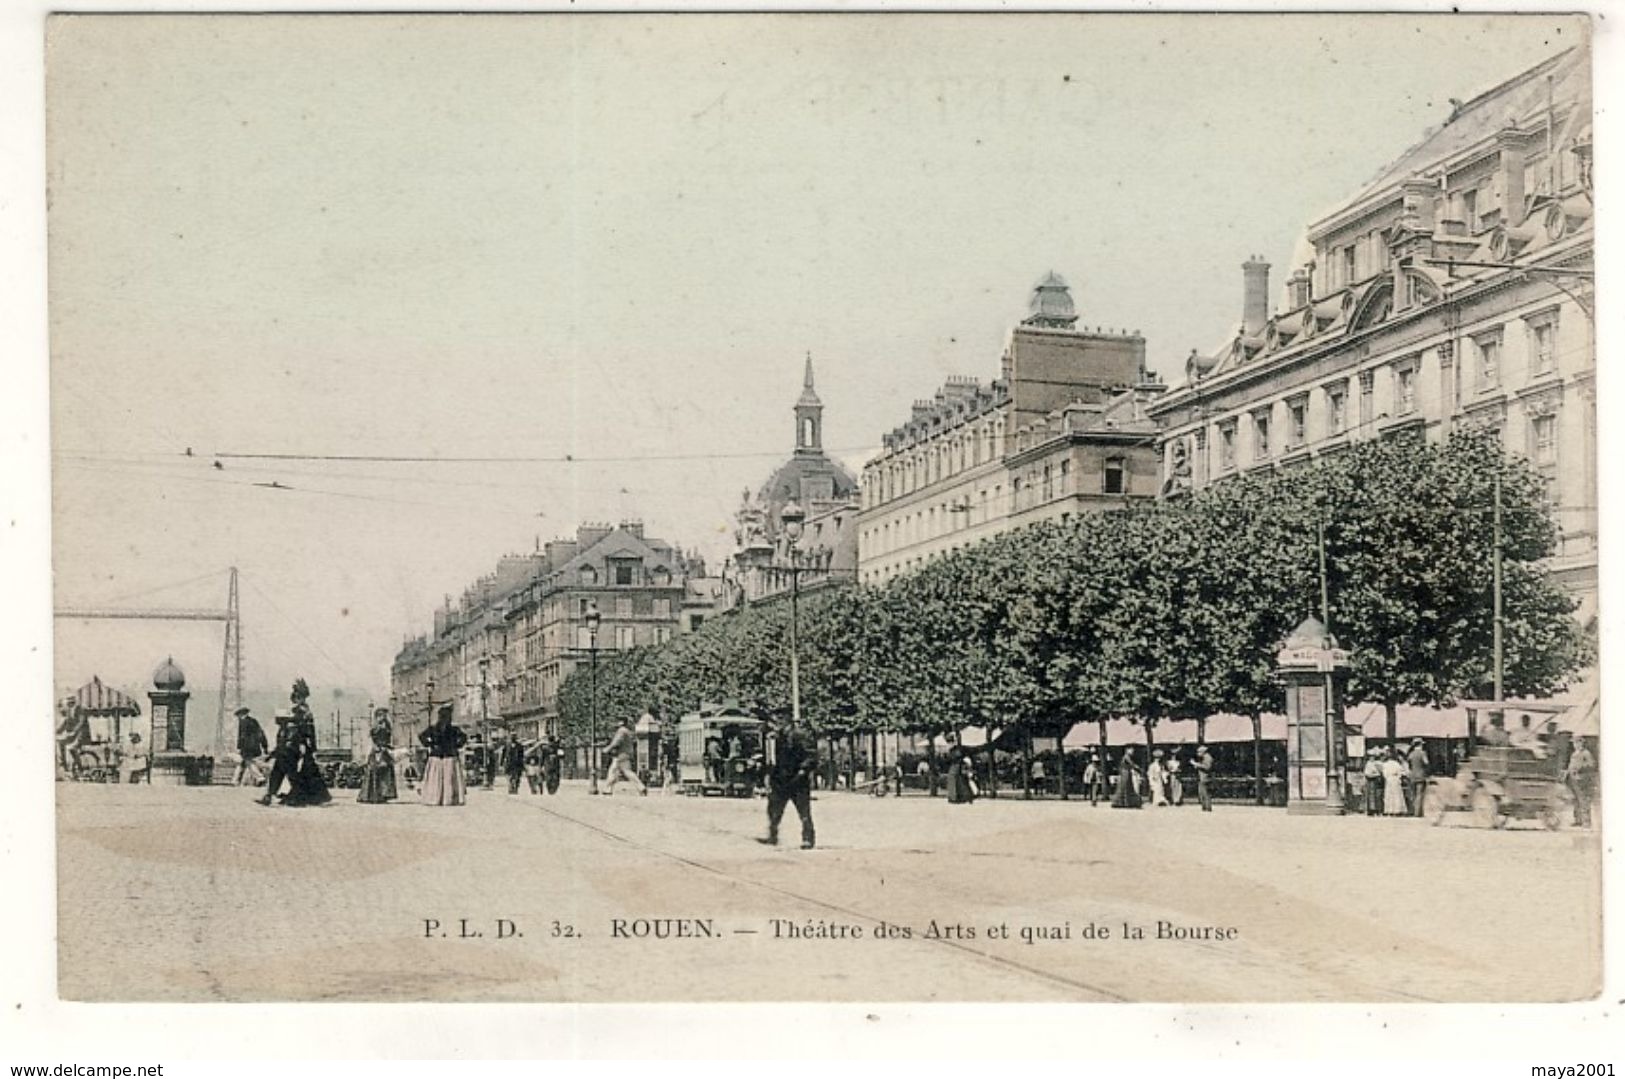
[{"xmin": 579, "ymin": 566, "xmax": 598, "ymax": 585}]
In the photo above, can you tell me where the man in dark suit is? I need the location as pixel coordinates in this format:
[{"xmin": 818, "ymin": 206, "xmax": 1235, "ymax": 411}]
[
  {"xmin": 758, "ymin": 711, "xmax": 817, "ymax": 849},
  {"xmin": 1194, "ymin": 744, "xmax": 1215, "ymax": 812},
  {"xmin": 257, "ymin": 712, "xmax": 298, "ymax": 805},
  {"xmin": 233, "ymin": 706, "xmax": 269, "ymax": 786}
]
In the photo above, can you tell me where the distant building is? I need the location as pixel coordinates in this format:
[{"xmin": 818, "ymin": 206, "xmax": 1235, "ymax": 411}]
[
  {"xmin": 1150, "ymin": 48, "xmax": 1595, "ymax": 623},
  {"xmin": 499, "ymin": 521, "xmax": 720, "ymax": 741},
  {"xmin": 388, "ymin": 553, "xmax": 537, "ymax": 748},
  {"xmin": 727, "ymin": 356, "xmax": 859, "ymax": 605},
  {"xmin": 856, "ymin": 273, "xmax": 1165, "ymax": 584}
]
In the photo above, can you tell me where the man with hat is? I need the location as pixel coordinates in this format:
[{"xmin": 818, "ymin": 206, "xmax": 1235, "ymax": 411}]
[
  {"xmin": 1083, "ymin": 750, "xmax": 1105, "ymax": 806},
  {"xmin": 1405, "ymin": 738, "xmax": 1430, "ymax": 818},
  {"xmin": 233, "ymin": 705, "xmax": 269, "ymax": 786},
  {"xmin": 257, "ymin": 710, "xmax": 299, "ymax": 806},
  {"xmin": 758, "ymin": 708, "xmax": 817, "ymax": 849},
  {"xmin": 603, "ymin": 717, "xmax": 647, "ymax": 796},
  {"xmin": 1194, "ymin": 744, "xmax": 1215, "ymax": 812}
]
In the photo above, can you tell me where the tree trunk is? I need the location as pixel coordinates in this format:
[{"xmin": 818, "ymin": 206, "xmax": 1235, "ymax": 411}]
[
  {"xmin": 986, "ymin": 729, "xmax": 999, "ymax": 798},
  {"xmin": 845, "ymin": 732, "xmax": 856, "ymax": 790},
  {"xmin": 1021, "ymin": 730, "xmax": 1032, "ymax": 800},
  {"xmin": 1385, "ymin": 700, "xmax": 1398, "ymax": 752},
  {"xmin": 1251, "ymin": 710, "xmax": 1265, "ymax": 806},
  {"xmin": 1143, "ymin": 717, "xmax": 1157, "ymax": 752},
  {"xmin": 1057, "ymin": 732, "xmax": 1069, "ymax": 800},
  {"xmin": 1197, "ymin": 715, "xmax": 1207, "ymax": 745},
  {"xmin": 926, "ymin": 736, "xmax": 939, "ymax": 797},
  {"xmin": 1097, "ymin": 717, "xmax": 1109, "ymax": 750}
]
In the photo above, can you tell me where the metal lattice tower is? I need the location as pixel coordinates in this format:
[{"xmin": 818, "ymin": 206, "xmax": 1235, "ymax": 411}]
[{"xmin": 214, "ymin": 567, "xmax": 244, "ymax": 752}]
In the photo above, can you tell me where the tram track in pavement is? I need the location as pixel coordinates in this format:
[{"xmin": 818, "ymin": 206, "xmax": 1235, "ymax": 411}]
[
  {"xmin": 520, "ymin": 794, "xmax": 1133, "ymax": 1002},
  {"xmin": 519, "ymin": 794, "xmax": 1453, "ymax": 1004}
]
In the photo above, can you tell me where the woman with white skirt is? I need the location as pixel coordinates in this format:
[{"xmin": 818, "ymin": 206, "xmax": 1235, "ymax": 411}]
[{"xmin": 418, "ymin": 705, "xmax": 468, "ymax": 806}]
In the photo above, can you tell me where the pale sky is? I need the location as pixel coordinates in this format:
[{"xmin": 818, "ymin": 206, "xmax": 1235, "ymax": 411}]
[{"xmin": 47, "ymin": 13, "xmax": 1588, "ymax": 703}]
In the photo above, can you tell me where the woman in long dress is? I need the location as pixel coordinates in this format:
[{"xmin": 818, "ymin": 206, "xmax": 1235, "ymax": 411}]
[
  {"xmin": 1380, "ymin": 750, "xmax": 1408, "ymax": 816},
  {"xmin": 357, "ymin": 710, "xmax": 398, "ymax": 804},
  {"xmin": 1111, "ymin": 749, "xmax": 1142, "ymax": 808},
  {"xmin": 419, "ymin": 706, "xmax": 468, "ymax": 806},
  {"xmin": 1147, "ymin": 750, "xmax": 1169, "ymax": 807},
  {"xmin": 281, "ymin": 704, "xmax": 333, "ymax": 806},
  {"xmin": 945, "ymin": 747, "xmax": 977, "ymax": 804}
]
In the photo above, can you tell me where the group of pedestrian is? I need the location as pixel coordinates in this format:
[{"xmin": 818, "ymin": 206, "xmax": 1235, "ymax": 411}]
[
  {"xmin": 1102, "ymin": 745, "xmax": 1215, "ymax": 811},
  {"xmin": 1361, "ymin": 739, "xmax": 1430, "ymax": 817}
]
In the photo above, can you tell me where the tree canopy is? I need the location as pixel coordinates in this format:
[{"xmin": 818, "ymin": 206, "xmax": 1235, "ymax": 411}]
[{"xmin": 557, "ymin": 431, "xmax": 1587, "ymax": 747}]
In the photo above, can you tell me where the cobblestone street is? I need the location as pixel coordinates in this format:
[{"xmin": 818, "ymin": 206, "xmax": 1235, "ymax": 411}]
[{"xmin": 55, "ymin": 781, "xmax": 1600, "ymax": 1003}]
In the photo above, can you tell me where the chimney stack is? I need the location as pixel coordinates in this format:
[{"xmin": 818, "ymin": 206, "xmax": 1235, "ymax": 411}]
[
  {"xmin": 1401, "ymin": 177, "xmax": 1438, "ymax": 234},
  {"xmin": 1496, "ymin": 130, "xmax": 1527, "ymax": 226},
  {"xmin": 1242, "ymin": 256, "xmax": 1270, "ymax": 337},
  {"xmin": 1286, "ymin": 267, "xmax": 1313, "ymax": 310}
]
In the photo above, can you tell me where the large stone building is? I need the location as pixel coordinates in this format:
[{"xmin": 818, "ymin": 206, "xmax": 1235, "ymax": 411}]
[
  {"xmin": 1150, "ymin": 47, "xmax": 1595, "ymax": 621},
  {"xmin": 498, "ymin": 521, "xmax": 716, "ymax": 742},
  {"xmin": 388, "ymin": 553, "xmax": 538, "ymax": 748},
  {"xmin": 856, "ymin": 273, "xmax": 1166, "ymax": 585},
  {"xmin": 389, "ymin": 524, "xmax": 721, "ymax": 747}
]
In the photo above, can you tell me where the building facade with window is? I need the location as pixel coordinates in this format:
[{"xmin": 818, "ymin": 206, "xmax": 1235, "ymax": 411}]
[
  {"xmin": 388, "ymin": 553, "xmax": 538, "ymax": 748},
  {"xmin": 498, "ymin": 521, "xmax": 717, "ymax": 741},
  {"xmin": 1151, "ymin": 47, "xmax": 1594, "ymax": 615},
  {"xmin": 856, "ymin": 272, "xmax": 1165, "ymax": 585}
]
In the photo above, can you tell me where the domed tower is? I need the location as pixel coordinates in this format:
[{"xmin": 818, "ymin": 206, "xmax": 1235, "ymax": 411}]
[
  {"xmin": 795, "ymin": 352, "xmax": 823, "ymax": 453},
  {"xmin": 1023, "ymin": 271, "xmax": 1079, "ymax": 329}
]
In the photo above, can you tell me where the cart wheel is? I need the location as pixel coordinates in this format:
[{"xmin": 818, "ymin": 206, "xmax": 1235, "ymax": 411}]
[
  {"xmin": 1470, "ymin": 788, "xmax": 1503, "ymax": 829},
  {"xmin": 1541, "ymin": 807, "xmax": 1564, "ymax": 831}
]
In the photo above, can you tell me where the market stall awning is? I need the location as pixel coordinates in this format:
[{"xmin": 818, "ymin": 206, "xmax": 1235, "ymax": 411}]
[
  {"xmin": 64, "ymin": 676, "xmax": 142, "ymax": 718},
  {"xmin": 1347, "ymin": 702, "xmax": 1471, "ymax": 740}
]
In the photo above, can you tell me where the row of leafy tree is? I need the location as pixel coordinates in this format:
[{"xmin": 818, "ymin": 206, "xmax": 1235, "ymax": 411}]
[{"xmin": 556, "ymin": 431, "xmax": 1587, "ymax": 769}]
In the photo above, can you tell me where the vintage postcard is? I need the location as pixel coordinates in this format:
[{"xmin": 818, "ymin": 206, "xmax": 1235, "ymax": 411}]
[{"xmin": 45, "ymin": 11, "xmax": 1601, "ymax": 1006}]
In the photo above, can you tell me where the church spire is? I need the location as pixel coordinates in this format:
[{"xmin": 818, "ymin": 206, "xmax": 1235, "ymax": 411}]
[{"xmin": 795, "ymin": 351, "xmax": 823, "ymax": 451}]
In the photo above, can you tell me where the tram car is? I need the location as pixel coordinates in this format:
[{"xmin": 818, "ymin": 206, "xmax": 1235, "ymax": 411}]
[{"xmin": 677, "ymin": 706, "xmax": 764, "ymax": 797}]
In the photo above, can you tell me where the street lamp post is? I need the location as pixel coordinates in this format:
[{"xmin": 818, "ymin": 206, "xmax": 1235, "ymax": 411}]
[
  {"xmin": 424, "ymin": 676, "xmax": 436, "ymax": 746},
  {"xmin": 478, "ymin": 656, "xmax": 493, "ymax": 789},
  {"xmin": 779, "ymin": 500, "xmax": 807, "ymax": 727},
  {"xmin": 585, "ymin": 600, "xmax": 602, "ymax": 795}
]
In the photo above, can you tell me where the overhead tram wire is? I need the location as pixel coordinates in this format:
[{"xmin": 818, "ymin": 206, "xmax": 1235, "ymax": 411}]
[
  {"xmin": 205, "ymin": 444, "xmax": 883, "ymax": 465},
  {"xmin": 57, "ymin": 452, "xmax": 709, "ymax": 498}
]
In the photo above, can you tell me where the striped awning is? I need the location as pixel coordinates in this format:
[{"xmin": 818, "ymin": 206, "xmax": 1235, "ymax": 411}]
[{"xmin": 65, "ymin": 676, "xmax": 142, "ymax": 717}]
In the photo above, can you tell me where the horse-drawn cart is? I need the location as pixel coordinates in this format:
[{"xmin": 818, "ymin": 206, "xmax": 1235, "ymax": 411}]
[{"xmin": 1430, "ymin": 745, "xmax": 1571, "ymax": 830}]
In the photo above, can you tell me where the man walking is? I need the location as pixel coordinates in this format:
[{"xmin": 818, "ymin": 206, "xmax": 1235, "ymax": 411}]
[
  {"xmin": 603, "ymin": 719, "xmax": 647, "ymax": 796},
  {"xmin": 759, "ymin": 711, "xmax": 817, "ymax": 849},
  {"xmin": 1565, "ymin": 740, "xmax": 1597, "ymax": 828},
  {"xmin": 1194, "ymin": 744, "xmax": 1215, "ymax": 812},
  {"xmin": 1084, "ymin": 750, "xmax": 1105, "ymax": 805},
  {"xmin": 502, "ymin": 735, "xmax": 526, "ymax": 794},
  {"xmin": 257, "ymin": 711, "xmax": 299, "ymax": 805},
  {"xmin": 1406, "ymin": 738, "xmax": 1430, "ymax": 817},
  {"xmin": 233, "ymin": 706, "xmax": 269, "ymax": 786}
]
